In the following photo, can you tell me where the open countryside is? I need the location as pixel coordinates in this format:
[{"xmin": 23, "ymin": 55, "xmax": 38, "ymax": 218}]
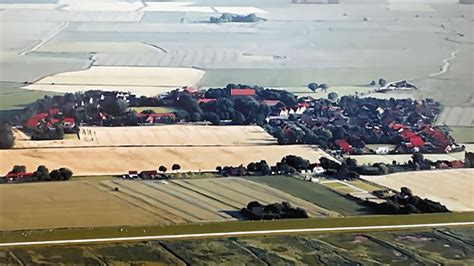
[{"xmin": 0, "ymin": 0, "xmax": 473, "ymax": 263}]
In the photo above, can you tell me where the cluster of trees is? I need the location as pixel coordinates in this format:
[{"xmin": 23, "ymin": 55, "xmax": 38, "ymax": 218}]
[
  {"xmin": 465, "ymin": 152, "xmax": 474, "ymax": 168},
  {"xmin": 240, "ymin": 201, "xmax": 308, "ymax": 220},
  {"xmin": 0, "ymin": 123, "xmax": 14, "ymax": 149},
  {"xmin": 266, "ymin": 122, "xmax": 329, "ymax": 147},
  {"xmin": 164, "ymin": 84, "xmax": 287, "ymax": 125},
  {"xmin": 5, "ymin": 165, "xmax": 73, "ymax": 182},
  {"xmin": 217, "ymin": 155, "xmax": 313, "ymax": 177},
  {"xmin": 31, "ymin": 123, "xmax": 64, "ymax": 140},
  {"xmin": 307, "ymin": 82, "xmax": 328, "ymax": 92},
  {"xmin": 210, "ymin": 13, "xmax": 261, "ymax": 23},
  {"xmin": 372, "ymin": 187, "xmax": 449, "ymax": 214},
  {"xmin": 319, "ymin": 153, "xmax": 467, "ymax": 179},
  {"xmin": 369, "ymin": 78, "xmax": 387, "ymax": 87}
]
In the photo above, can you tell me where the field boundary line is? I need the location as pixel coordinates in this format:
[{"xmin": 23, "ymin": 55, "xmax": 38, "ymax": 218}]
[{"xmin": 1, "ymin": 222, "xmax": 473, "ymax": 247}]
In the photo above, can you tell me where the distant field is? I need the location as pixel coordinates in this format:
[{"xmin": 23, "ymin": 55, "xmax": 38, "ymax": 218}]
[
  {"xmin": 348, "ymin": 152, "xmax": 466, "ymax": 165},
  {"xmin": 129, "ymin": 106, "xmax": 177, "ymax": 113},
  {"xmin": 248, "ymin": 176, "xmax": 373, "ymax": 216},
  {"xmin": 362, "ymin": 169, "xmax": 474, "ymax": 212},
  {"xmin": 0, "ymin": 82, "xmax": 61, "ymax": 111},
  {"xmin": 23, "ymin": 66, "xmax": 205, "ymax": 96}
]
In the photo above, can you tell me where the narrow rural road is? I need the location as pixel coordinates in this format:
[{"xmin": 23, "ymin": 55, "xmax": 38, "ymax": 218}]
[{"xmin": 1, "ymin": 222, "xmax": 472, "ymax": 247}]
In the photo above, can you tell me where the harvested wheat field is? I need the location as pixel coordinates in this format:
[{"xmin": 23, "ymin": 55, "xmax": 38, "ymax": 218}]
[
  {"xmin": 0, "ymin": 180, "xmax": 159, "ymax": 230},
  {"xmin": 362, "ymin": 169, "xmax": 474, "ymax": 212},
  {"xmin": 0, "ymin": 145, "xmax": 330, "ymax": 176},
  {"xmin": 348, "ymin": 153, "xmax": 465, "ymax": 165},
  {"xmin": 26, "ymin": 125, "xmax": 275, "ymax": 147},
  {"xmin": 13, "ymin": 125, "xmax": 277, "ymax": 148}
]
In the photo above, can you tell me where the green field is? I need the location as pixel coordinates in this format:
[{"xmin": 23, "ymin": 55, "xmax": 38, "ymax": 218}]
[
  {"xmin": 248, "ymin": 175, "xmax": 373, "ymax": 216},
  {"xmin": 0, "ymin": 82, "xmax": 62, "ymax": 111},
  {"xmin": 1, "ymin": 211, "xmax": 472, "ymax": 244},
  {"xmin": 129, "ymin": 106, "xmax": 177, "ymax": 114},
  {"xmin": 2, "ymin": 227, "xmax": 473, "ymax": 265}
]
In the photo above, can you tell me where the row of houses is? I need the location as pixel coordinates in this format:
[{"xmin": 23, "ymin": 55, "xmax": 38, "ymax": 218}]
[{"xmin": 25, "ymin": 108, "xmax": 76, "ymax": 132}]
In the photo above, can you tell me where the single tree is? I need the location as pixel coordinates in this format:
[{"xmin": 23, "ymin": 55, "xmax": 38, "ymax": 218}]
[
  {"xmin": 159, "ymin": 165, "xmax": 167, "ymax": 173},
  {"xmin": 58, "ymin": 167, "xmax": 73, "ymax": 180},
  {"xmin": 378, "ymin": 78, "xmax": 387, "ymax": 87},
  {"xmin": 34, "ymin": 165, "xmax": 50, "ymax": 181},
  {"xmin": 172, "ymin": 164, "xmax": 181, "ymax": 172},
  {"xmin": 328, "ymin": 92, "xmax": 339, "ymax": 101},
  {"xmin": 0, "ymin": 123, "xmax": 15, "ymax": 149},
  {"xmin": 307, "ymin": 82, "xmax": 318, "ymax": 92}
]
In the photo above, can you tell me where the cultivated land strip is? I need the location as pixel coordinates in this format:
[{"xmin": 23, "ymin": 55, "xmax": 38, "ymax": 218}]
[
  {"xmin": 1, "ymin": 221, "xmax": 473, "ymax": 248},
  {"xmin": 0, "ymin": 213, "xmax": 472, "ymax": 246}
]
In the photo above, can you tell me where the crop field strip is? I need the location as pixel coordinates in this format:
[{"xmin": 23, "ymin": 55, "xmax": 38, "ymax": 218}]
[
  {"xmin": 103, "ymin": 180, "xmax": 219, "ymax": 223},
  {"xmin": 221, "ymin": 178, "xmax": 337, "ymax": 217},
  {"xmin": 362, "ymin": 169, "xmax": 474, "ymax": 212},
  {"xmin": 142, "ymin": 181, "xmax": 236, "ymax": 220},
  {"xmin": 0, "ymin": 181, "xmax": 160, "ymax": 230},
  {"xmin": 173, "ymin": 178, "xmax": 333, "ymax": 217},
  {"xmin": 0, "ymin": 144, "xmax": 328, "ymax": 175},
  {"xmin": 0, "ymin": 212, "xmax": 472, "ymax": 245},
  {"xmin": 248, "ymin": 176, "xmax": 374, "ymax": 216},
  {"xmin": 90, "ymin": 180, "xmax": 186, "ymax": 224}
]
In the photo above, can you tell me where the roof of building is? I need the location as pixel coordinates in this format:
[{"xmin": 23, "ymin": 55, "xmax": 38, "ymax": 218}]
[
  {"xmin": 401, "ymin": 130, "xmax": 417, "ymax": 139},
  {"xmin": 49, "ymin": 108, "xmax": 60, "ymax": 115},
  {"xmin": 261, "ymin": 99, "xmax": 282, "ymax": 106},
  {"xmin": 409, "ymin": 136, "xmax": 425, "ymax": 147},
  {"xmin": 335, "ymin": 139, "xmax": 353, "ymax": 153},
  {"xmin": 197, "ymin": 98, "xmax": 217, "ymax": 104},
  {"xmin": 231, "ymin": 88, "xmax": 256, "ymax": 96},
  {"xmin": 63, "ymin": 117, "xmax": 75, "ymax": 124}
]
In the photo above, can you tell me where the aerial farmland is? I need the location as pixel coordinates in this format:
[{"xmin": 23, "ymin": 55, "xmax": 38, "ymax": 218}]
[{"xmin": 0, "ymin": 0, "xmax": 473, "ymax": 263}]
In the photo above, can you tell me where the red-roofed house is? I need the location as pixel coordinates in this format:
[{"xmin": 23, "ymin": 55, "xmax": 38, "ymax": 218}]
[
  {"xmin": 63, "ymin": 117, "xmax": 76, "ymax": 130},
  {"xmin": 335, "ymin": 139, "xmax": 353, "ymax": 154},
  {"xmin": 25, "ymin": 113, "xmax": 49, "ymax": 128},
  {"xmin": 49, "ymin": 108, "xmax": 60, "ymax": 115},
  {"xmin": 5, "ymin": 172, "xmax": 34, "ymax": 182},
  {"xmin": 261, "ymin": 100, "xmax": 282, "ymax": 107},
  {"xmin": 409, "ymin": 137, "xmax": 425, "ymax": 147},
  {"xmin": 401, "ymin": 130, "xmax": 417, "ymax": 139},
  {"xmin": 231, "ymin": 88, "xmax": 256, "ymax": 97},
  {"xmin": 389, "ymin": 122, "xmax": 409, "ymax": 130},
  {"xmin": 197, "ymin": 98, "xmax": 217, "ymax": 104}
]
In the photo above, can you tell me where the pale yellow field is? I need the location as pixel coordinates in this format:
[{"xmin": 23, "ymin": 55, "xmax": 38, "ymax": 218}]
[
  {"xmin": 362, "ymin": 169, "xmax": 474, "ymax": 212},
  {"xmin": 348, "ymin": 152, "xmax": 466, "ymax": 165},
  {"xmin": 0, "ymin": 180, "xmax": 159, "ymax": 230},
  {"xmin": 77, "ymin": 125, "xmax": 277, "ymax": 146},
  {"xmin": 13, "ymin": 125, "xmax": 277, "ymax": 148},
  {"xmin": 23, "ymin": 66, "xmax": 205, "ymax": 96},
  {"xmin": 0, "ymin": 145, "xmax": 329, "ymax": 175}
]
